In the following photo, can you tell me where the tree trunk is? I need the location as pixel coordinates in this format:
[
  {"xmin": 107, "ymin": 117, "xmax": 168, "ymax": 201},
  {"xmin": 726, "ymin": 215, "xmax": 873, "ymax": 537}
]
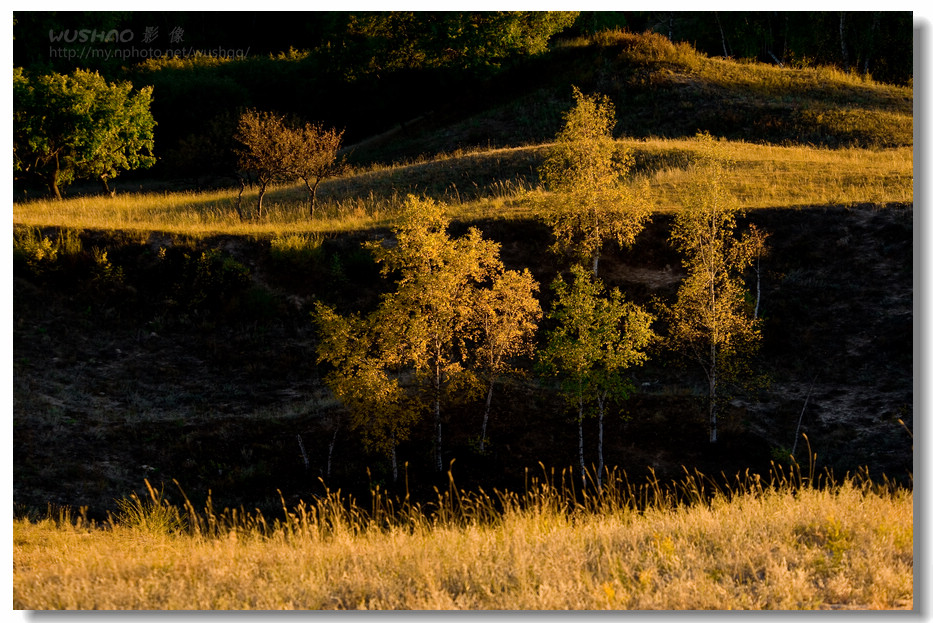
[
  {"xmin": 256, "ymin": 182, "xmax": 268, "ymax": 219},
  {"xmin": 479, "ymin": 378, "xmax": 495, "ymax": 454},
  {"xmin": 839, "ymin": 12, "xmax": 850, "ymax": 73},
  {"xmin": 863, "ymin": 12, "xmax": 881, "ymax": 76},
  {"xmin": 390, "ymin": 439, "xmax": 398, "ymax": 484},
  {"xmin": 236, "ymin": 176, "xmax": 246, "ymax": 220},
  {"xmin": 304, "ymin": 177, "xmax": 320, "ymax": 219},
  {"xmin": 297, "ymin": 434, "xmax": 310, "ymax": 471},
  {"xmin": 434, "ymin": 359, "xmax": 443, "ymax": 473},
  {"xmin": 326, "ymin": 412, "xmax": 340, "ymax": 480},
  {"xmin": 578, "ymin": 389, "xmax": 586, "ymax": 489},
  {"xmin": 100, "ymin": 175, "xmax": 116, "ymax": 197},
  {"xmin": 715, "ymin": 12, "xmax": 729, "ymax": 58},
  {"xmin": 754, "ymin": 254, "xmax": 762, "ymax": 320},
  {"xmin": 709, "ymin": 343, "xmax": 718, "ymax": 443},
  {"xmin": 49, "ymin": 178, "xmax": 62, "ymax": 201},
  {"xmin": 592, "ymin": 252, "xmax": 600, "ymax": 277},
  {"xmin": 596, "ymin": 392, "xmax": 606, "ymax": 489},
  {"xmin": 49, "ymin": 153, "xmax": 63, "ymax": 200}
]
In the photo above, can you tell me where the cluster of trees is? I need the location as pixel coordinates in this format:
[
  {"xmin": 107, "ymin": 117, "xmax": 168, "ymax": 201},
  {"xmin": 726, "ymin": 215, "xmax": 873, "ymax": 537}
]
[
  {"xmin": 652, "ymin": 11, "xmax": 910, "ymax": 81},
  {"xmin": 315, "ymin": 196, "xmax": 541, "ymax": 480},
  {"xmin": 12, "ymin": 66, "xmax": 344, "ymax": 207},
  {"xmin": 13, "ymin": 12, "xmax": 910, "ymax": 187},
  {"xmin": 314, "ymin": 90, "xmax": 766, "ymax": 486},
  {"xmin": 233, "ymin": 110, "xmax": 343, "ymax": 218}
]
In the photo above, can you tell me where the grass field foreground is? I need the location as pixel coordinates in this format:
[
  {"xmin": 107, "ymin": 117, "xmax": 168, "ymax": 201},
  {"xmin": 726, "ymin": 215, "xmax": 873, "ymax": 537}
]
[
  {"xmin": 13, "ymin": 468, "xmax": 912, "ymax": 610},
  {"xmin": 12, "ymin": 139, "xmax": 913, "ymax": 239}
]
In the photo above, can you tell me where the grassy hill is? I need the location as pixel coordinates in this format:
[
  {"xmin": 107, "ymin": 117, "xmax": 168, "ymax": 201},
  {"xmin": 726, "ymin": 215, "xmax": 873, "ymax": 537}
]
[
  {"xmin": 13, "ymin": 32, "xmax": 912, "ymax": 534},
  {"xmin": 341, "ymin": 30, "xmax": 912, "ymax": 165}
]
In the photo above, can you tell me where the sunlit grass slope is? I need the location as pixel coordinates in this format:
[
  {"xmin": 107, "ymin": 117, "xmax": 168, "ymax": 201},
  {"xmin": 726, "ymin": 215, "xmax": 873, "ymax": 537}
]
[
  {"xmin": 12, "ymin": 139, "xmax": 913, "ymax": 238},
  {"xmin": 14, "ymin": 469, "xmax": 911, "ymax": 610}
]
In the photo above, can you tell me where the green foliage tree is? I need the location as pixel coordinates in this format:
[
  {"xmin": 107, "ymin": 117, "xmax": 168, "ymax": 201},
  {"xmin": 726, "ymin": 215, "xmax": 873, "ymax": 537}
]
[
  {"xmin": 13, "ymin": 67, "xmax": 155, "ymax": 199},
  {"xmin": 345, "ymin": 11, "xmax": 578, "ymax": 71},
  {"xmin": 539, "ymin": 87, "xmax": 653, "ymax": 276},
  {"xmin": 538, "ymin": 264, "xmax": 654, "ymax": 488},
  {"xmin": 668, "ymin": 133, "xmax": 767, "ymax": 444}
]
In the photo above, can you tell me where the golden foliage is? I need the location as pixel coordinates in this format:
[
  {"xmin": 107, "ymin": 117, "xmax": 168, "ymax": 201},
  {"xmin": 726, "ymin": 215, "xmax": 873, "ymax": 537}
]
[{"xmin": 538, "ymin": 87, "xmax": 653, "ymax": 273}]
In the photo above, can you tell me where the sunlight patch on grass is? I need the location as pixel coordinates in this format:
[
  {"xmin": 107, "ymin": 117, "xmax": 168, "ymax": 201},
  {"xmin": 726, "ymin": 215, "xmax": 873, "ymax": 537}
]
[{"xmin": 13, "ymin": 139, "xmax": 912, "ymax": 238}]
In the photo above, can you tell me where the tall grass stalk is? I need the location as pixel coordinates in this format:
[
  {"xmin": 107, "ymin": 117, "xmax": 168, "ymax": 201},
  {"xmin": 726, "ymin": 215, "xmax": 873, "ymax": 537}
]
[{"xmin": 14, "ymin": 464, "xmax": 912, "ymax": 610}]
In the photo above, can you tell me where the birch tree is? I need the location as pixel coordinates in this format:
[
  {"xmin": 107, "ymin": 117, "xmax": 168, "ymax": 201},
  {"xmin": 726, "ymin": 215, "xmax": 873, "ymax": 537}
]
[
  {"xmin": 316, "ymin": 195, "xmax": 542, "ymax": 474},
  {"xmin": 470, "ymin": 268, "xmax": 541, "ymax": 454},
  {"xmin": 367, "ymin": 196, "xmax": 501, "ymax": 473},
  {"xmin": 668, "ymin": 133, "xmax": 766, "ymax": 444},
  {"xmin": 539, "ymin": 86, "xmax": 652, "ymax": 276},
  {"xmin": 313, "ymin": 303, "xmax": 415, "ymax": 483},
  {"xmin": 538, "ymin": 264, "xmax": 654, "ymax": 488}
]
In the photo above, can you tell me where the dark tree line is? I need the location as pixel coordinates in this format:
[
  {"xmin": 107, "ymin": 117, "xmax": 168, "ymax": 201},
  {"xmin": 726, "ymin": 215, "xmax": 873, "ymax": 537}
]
[
  {"xmin": 16, "ymin": 11, "xmax": 911, "ymax": 83},
  {"xmin": 13, "ymin": 11, "xmax": 912, "ymax": 187},
  {"xmin": 630, "ymin": 11, "xmax": 911, "ymax": 84}
]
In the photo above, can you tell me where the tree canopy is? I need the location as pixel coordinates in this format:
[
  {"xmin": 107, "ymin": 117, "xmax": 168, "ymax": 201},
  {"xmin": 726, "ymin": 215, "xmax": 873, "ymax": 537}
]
[
  {"xmin": 344, "ymin": 12, "xmax": 579, "ymax": 72},
  {"xmin": 539, "ymin": 86, "xmax": 652, "ymax": 275},
  {"xmin": 316, "ymin": 195, "xmax": 541, "ymax": 475},
  {"xmin": 13, "ymin": 67, "xmax": 156, "ymax": 199},
  {"xmin": 233, "ymin": 110, "xmax": 343, "ymax": 218}
]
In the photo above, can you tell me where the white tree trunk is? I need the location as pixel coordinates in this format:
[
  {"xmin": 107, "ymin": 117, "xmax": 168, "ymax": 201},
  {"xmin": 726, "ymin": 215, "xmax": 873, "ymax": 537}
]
[
  {"xmin": 434, "ymin": 358, "xmax": 443, "ymax": 473},
  {"xmin": 597, "ymin": 392, "xmax": 606, "ymax": 488},
  {"xmin": 709, "ymin": 343, "xmax": 718, "ymax": 444},
  {"xmin": 479, "ymin": 380, "xmax": 494, "ymax": 453},
  {"xmin": 578, "ymin": 392, "xmax": 586, "ymax": 489}
]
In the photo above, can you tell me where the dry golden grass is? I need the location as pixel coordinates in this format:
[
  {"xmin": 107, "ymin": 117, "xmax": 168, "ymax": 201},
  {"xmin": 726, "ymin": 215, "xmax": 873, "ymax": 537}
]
[
  {"xmin": 12, "ymin": 139, "xmax": 913, "ymax": 239},
  {"xmin": 13, "ymin": 469, "xmax": 912, "ymax": 610},
  {"xmin": 636, "ymin": 139, "xmax": 913, "ymax": 212}
]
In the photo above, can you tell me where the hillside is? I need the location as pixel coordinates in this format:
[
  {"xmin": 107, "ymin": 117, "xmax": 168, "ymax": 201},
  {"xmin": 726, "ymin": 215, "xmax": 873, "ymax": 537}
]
[
  {"xmin": 337, "ymin": 31, "xmax": 912, "ymax": 166},
  {"xmin": 12, "ymin": 33, "xmax": 913, "ymax": 520}
]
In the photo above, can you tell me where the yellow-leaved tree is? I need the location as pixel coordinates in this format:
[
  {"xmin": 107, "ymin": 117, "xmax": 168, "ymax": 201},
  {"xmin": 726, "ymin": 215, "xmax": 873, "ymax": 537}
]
[
  {"xmin": 538, "ymin": 86, "xmax": 653, "ymax": 276},
  {"xmin": 313, "ymin": 303, "xmax": 415, "ymax": 483},
  {"xmin": 316, "ymin": 195, "xmax": 541, "ymax": 475},
  {"xmin": 470, "ymin": 268, "xmax": 542, "ymax": 454},
  {"xmin": 668, "ymin": 133, "xmax": 768, "ymax": 444}
]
